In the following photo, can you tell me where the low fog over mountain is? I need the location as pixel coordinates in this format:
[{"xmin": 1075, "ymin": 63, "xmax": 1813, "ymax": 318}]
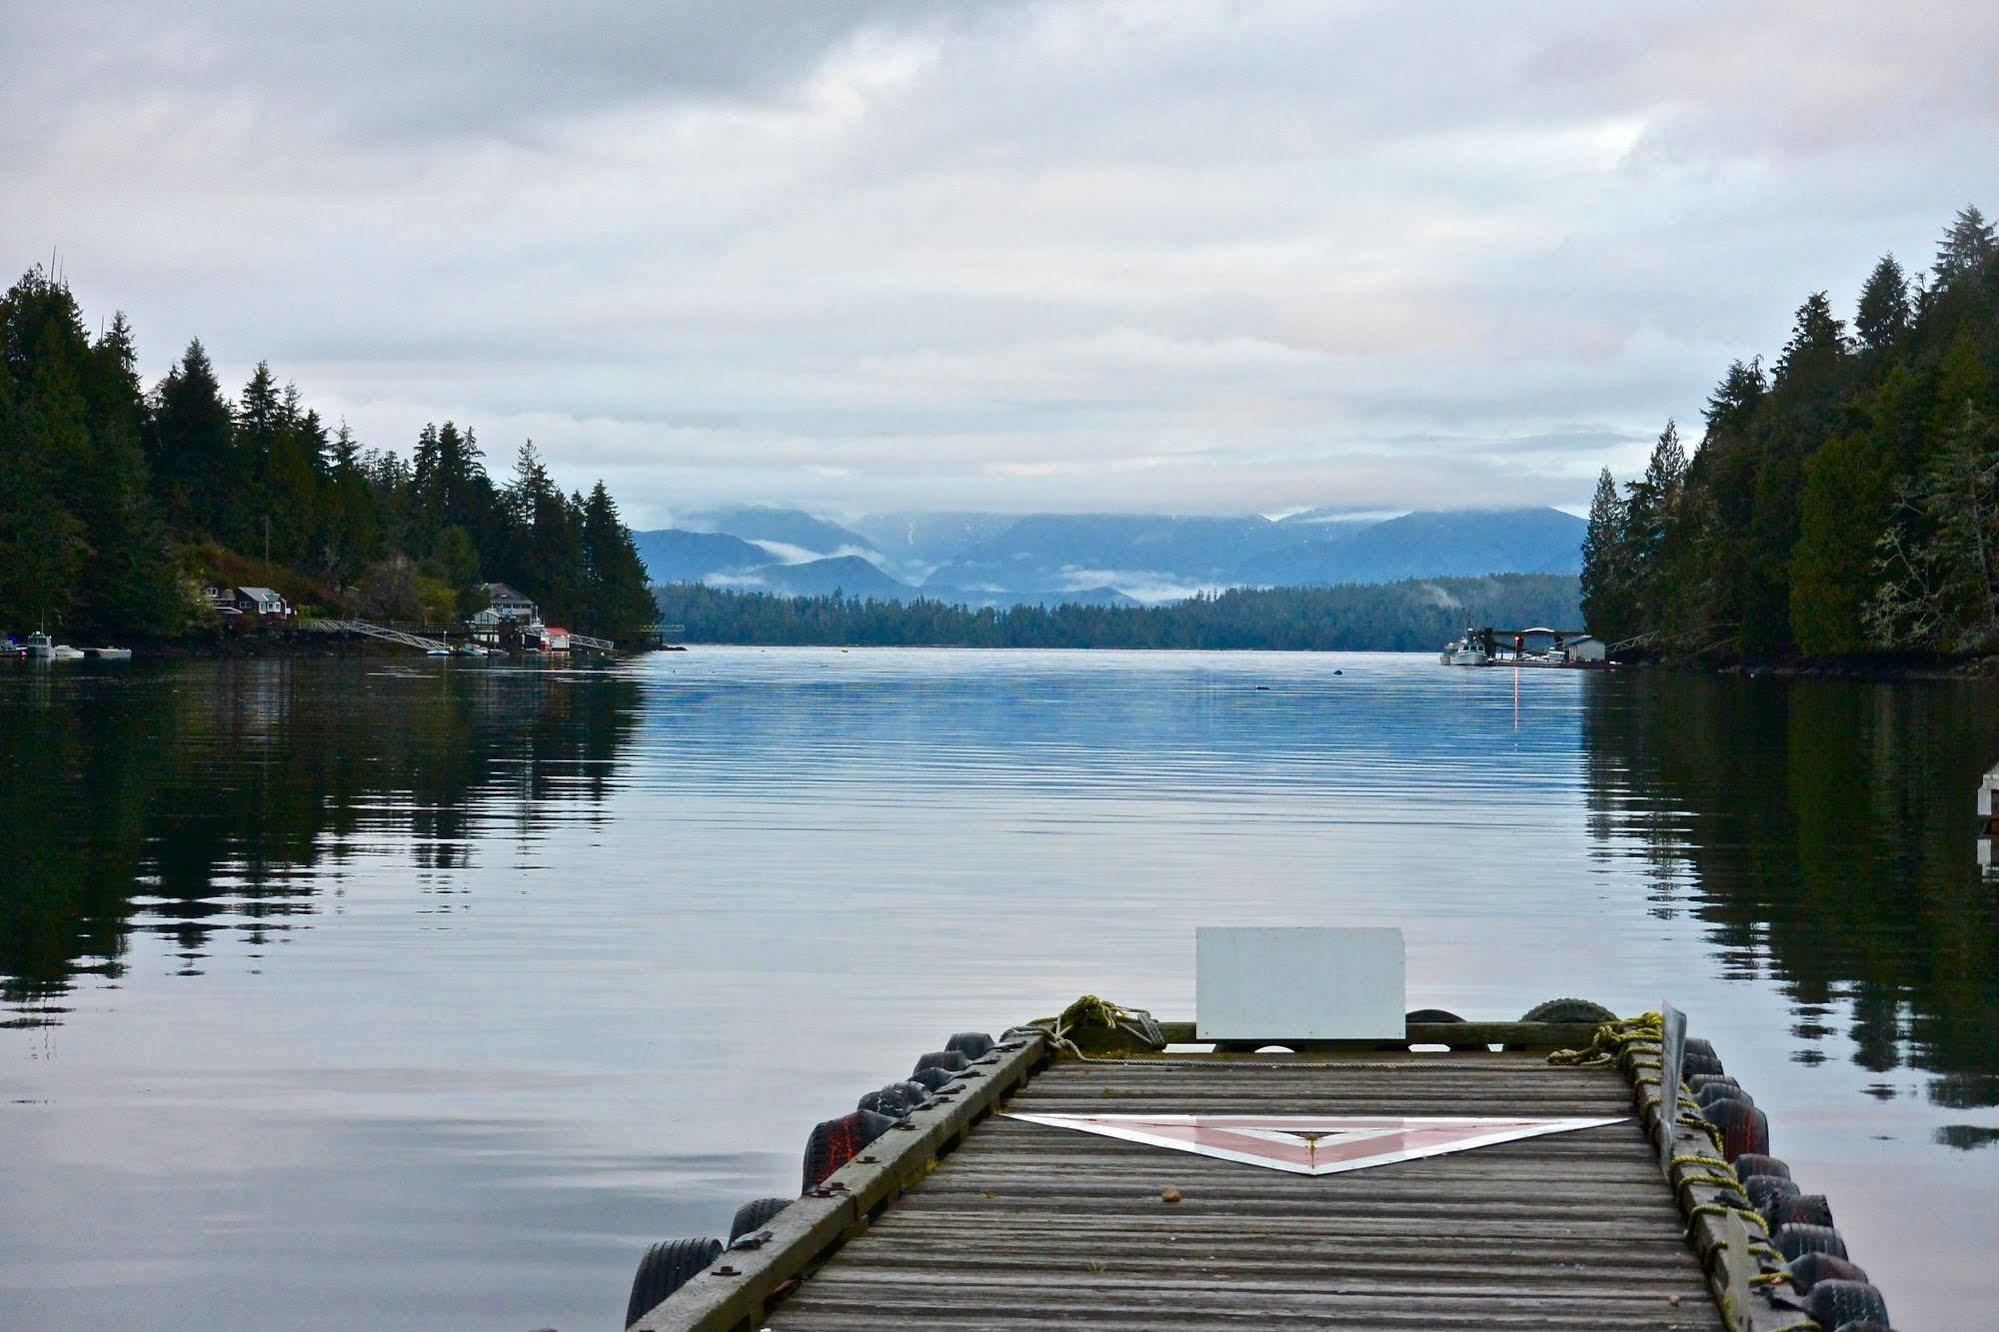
[{"xmin": 633, "ymin": 506, "xmax": 1584, "ymax": 608}]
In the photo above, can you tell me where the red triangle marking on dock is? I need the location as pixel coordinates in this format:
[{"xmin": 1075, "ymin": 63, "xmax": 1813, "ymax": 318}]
[{"xmin": 1002, "ymin": 1113, "xmax": 1626, "ymax": 1175}]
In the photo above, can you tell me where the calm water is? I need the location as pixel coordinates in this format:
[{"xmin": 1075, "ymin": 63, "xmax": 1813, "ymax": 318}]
[{"xmin": 3, "ymin": 649, "xmax": 1997, "ymax": 1329}]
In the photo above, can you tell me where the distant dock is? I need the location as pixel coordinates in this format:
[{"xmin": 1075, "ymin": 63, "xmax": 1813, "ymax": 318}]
[
  {"xmin": 1441, "ymin": 626, "xmax": 1609, "ymax": 667},
  {"xmin": 623, "ymin": 1004, "xmax": 1895, "ymax": 1331}
]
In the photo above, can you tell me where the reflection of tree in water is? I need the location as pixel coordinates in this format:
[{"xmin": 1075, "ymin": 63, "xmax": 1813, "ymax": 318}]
[
  {"xmin": 1582, "ymin": 671, "xmax": 1999, "ymax": 1106},
  {"xmin": 0, "ymin": 663, "xmax": 640, "ymax": 1013}
]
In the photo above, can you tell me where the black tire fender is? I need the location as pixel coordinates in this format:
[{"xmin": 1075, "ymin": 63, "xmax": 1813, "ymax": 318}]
[
  {"xmin": 1742, "ymin": 1173, "xmax": 1801, "ymax": 1217},
  {"xmin": 1699, "ymin": 1096, "xmax": 1770, "ymax": 1160},
  {"xmin": 1775, "ymin": 1222, "xmax": 1849, "ymax": 1263},
  {"xmin": 625, "ymin": 1237, "xmax": 721, "ymax": 1328},
  {"xmin": 945, "ymin": 1031, "xmax": 995, "ymax": 1059},
  {"xmin": 729, "ymin": 1197, "xmax": 790, "ymax": 1245},
  {"xmin": 803, "ymin": 1109, "xmax": 897, "ymax": 1191},
  {"xmin": 1804, "ymin": 1280, "xmax": 1890, "ymax": 1329},
  {"xmin": 1730, "ymin": 1152, "xmax": 1789, "ymax": 1182},
  {"xmin": 1520, "ymin": 998, "xmax": 1618, "ymax": 1024},
  {"xmin": 1785, "ymin": 1251, "xmax": 1868, "ymax": 1292}
]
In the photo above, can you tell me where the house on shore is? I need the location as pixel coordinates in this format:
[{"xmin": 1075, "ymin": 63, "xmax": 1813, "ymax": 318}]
[
  {"xmin": 204, "ymin": 585, "xmax": 293, "ymax": 622},
  {"xmin": 478, "ymin": 582, "xmax": 537, "ymax": 621},
  {"xmin": 470, "ymin": 582, "xmax": 542, "ymax": 648}
]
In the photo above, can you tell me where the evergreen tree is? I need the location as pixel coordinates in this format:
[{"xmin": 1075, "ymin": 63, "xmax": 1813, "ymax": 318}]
[
  {"xmin": 0, "ymin": 269, "xmax": 91, "ymax": 632},
  {"xmin": 1609, "ymin": 421, "xmax": 1681, "ymax": 623},
  {"xmin": 579, "ymin": 481, "xmax": 656, "ymax": 639},
  {"xmin": 1585, "ymin": 203, "xmax": 1999, "ymax": 661},
  {"xmin": 1867, "ymin": 404, "xmax": 1999, "ymax": 652},
  {"xmin": 0, "ymin": 263, "xmax": 787, "ymax": 649},
  {"xmin": 1703, "ymin": 358, "xmax": 1767, "ymax": 438},
  {"xmin": 146, "ymin": 339, "xmax": 235, "ymax": 538},
  {"xmin": 73, "ymin": 313, "xmax": 183, "ymax": 634},
  {"xmin": 1932, "ymin": 205, "xmax": 1996, "ymax": 288},
  {"xmin": 412, "ymin": 421, "xmax": 494, "ymax": 556},
  {"xmin": 234, "ymin": 362, "xmax": 283, "ymax": 552},
  {"xmin": 1579, "ymin": 468, "xmax": 1632, "ymax": 641},
  {"xmin": 1791, "ymin": 430, "xmax": 1892, "ymax": 655},
  {"xmin": 263, "ymin": 390, "xmax": 324, "ymax": 565},
  {"xmin": 1775, "ymin": 292, "xmax": 1848, "ymax": 383},
  {"xmin": 1854, "ymin": 254, "xmax": 1911, "ymax": 353},
  {"xmin": 323, "ymin": 420, "xmax": 375, "ymax": 574}
]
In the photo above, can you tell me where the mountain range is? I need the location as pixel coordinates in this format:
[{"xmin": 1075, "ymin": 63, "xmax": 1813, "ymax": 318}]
[{"xmin": 633, "ymin": 504, "xmax": 1584, "ymax": 607}]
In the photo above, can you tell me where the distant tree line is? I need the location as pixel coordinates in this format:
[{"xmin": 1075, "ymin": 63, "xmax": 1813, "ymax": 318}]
[
  {"xmin": 654, "ymin": 575, "xmax": 1581, "ymax": 650},
  {"xmin": 0, "ymin": 267, "xmax": 656, "ymax": 640},
  {"xmin": 1582, "ymin": 205, "xmax": 1999, "ymax": 659}
]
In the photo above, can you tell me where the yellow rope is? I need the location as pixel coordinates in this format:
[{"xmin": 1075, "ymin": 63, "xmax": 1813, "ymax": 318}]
[
  {"xmin": 1026, "ymin": 995, "xmax": 1164, "ymax": 1060},
  {"xmin": 1672, "ymin": 1152, "xmax": 1736, "ymax": 1174},
  {"xmin": 1547, "ymin": 1011, "xmax": 1663, "ymax": 1066},
  {"xmin": 1677, "ymin": 1115, "xmax": 1728, "ymax": 1153},
  {"xmin": 1687, "ymin": 1202, "xmax": 1770, "ymax": 1235}
]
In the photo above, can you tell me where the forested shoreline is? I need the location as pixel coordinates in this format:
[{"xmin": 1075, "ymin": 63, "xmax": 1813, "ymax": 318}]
[
  {"xmin": 1582, "ymin": 206, "xmax": 1999, "ymax": 664},
  {"xmin": 654, "ymin": 574, "xmax": 1579, "ymax": 650},
  {"xmin": 0, "ymin": 267, "xmax": 656, "ymax": 642}
]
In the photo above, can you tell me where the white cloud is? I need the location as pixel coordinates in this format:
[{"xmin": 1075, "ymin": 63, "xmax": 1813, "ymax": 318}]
[{"xmin": 6, "ymin": 1, "xmax": 1995, "ymax": 517}]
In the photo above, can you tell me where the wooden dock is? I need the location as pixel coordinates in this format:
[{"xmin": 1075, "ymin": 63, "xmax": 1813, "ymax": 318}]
[{"xmin": 627, "ymin": 1013, "xmax": 1891, "ymax": 1332}]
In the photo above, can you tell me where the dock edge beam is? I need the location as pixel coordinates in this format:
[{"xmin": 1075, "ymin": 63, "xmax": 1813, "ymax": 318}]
[
  {"xmin": 629, "ymin": 1032, "xmax": 1051, "ymax": 1332},
  {"xmin": 1617, "ymin": 1033, "xmax": 1819, "ymax": 1332}
]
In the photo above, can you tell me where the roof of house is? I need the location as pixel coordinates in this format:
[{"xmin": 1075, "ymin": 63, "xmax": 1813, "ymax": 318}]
[
  {"xmin": 238, "ymin": 586, "xmax": 285, "ymax": 602},
  {"xmin": 480, "ymin": 581, "xmax": 534, "ymax": 603}
]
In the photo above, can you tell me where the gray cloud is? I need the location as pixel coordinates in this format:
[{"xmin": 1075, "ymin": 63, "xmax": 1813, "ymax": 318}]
[{"xmin": 6, "ymin": 0, "xmax": 1995, "ymax": 524}]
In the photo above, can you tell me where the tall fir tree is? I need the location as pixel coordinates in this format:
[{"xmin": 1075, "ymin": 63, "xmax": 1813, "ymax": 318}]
[
  {"xmin": 1854, "ymin": 254, "xmax": 1911, "ymax": 353},
  {"xmin": 146, "ymin": 340, "xmax": 235, "ymax": 539},
  {"xmin": 1579, "ymin": 468, "xmax": 1632, "ymax": 642},
  {"xmin": 1932, "ymin": 205, "xmax": 1996, "ymax": 288},
  {"xmin": 579, "ymin": 480, "xmax": 656, "ymax": 639}
]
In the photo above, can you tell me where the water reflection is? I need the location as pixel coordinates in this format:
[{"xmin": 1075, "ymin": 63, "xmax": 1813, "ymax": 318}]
[
  {"xmin": 0, "ymin": 662, "xmax": 641, "ymax": 1014},
  {"xmin": 1581, "ymin": 671, "xmax": 1999, "ymax": 1109},
  {"xmin": 5, "ymin": 652, "xmax": 1998, "ymax": 1329}
]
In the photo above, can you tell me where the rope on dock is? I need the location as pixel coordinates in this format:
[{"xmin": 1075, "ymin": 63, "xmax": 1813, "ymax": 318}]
[
  {"xmin": 1015, "ymin": 994, "xmax": 1165, "ymax": 1060},
  {"xmin": 1546, "ymin": 1010, "xmax": 1663, "ymax": 1065}
]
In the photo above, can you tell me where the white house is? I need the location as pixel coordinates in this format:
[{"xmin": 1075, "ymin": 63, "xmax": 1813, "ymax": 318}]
[{"xmin": 478, "ymin": 582, "xmax": 537, "ymax": 621}]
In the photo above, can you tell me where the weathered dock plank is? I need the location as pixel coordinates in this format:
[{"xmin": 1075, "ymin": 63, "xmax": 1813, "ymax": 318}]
[{"xmin": 759, "ymin": 1051, "xmax": 1720, "ymax": 1331}]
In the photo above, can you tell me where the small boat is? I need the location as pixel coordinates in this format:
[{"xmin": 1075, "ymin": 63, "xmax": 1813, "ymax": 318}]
[
  {"xmin": 86, "ymin": 647, "xmax": 132, "ymax": 661},
  {"xmin": 456, "ymin": 644, "xmax": 488, "ymax": 657},
  {"xmin": 425, "ymin": 648, "xmax": 451, "ymax": 657},
  {"xmin": 25, "ymin": 631, "xmax": 54, "ymax": 660},
  {"xmin": 1439, "ymin": 634, "xmax": 1487, "ymax": 666},
  {"xmin": 50, "ymin": 644, "xmax": 86, "ymax": 661}
]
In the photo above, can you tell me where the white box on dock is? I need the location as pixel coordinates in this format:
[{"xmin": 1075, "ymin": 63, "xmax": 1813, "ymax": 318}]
[{"xmin": 1196, "ymin": 926, "xmax": 1405, "ymax": 1040}]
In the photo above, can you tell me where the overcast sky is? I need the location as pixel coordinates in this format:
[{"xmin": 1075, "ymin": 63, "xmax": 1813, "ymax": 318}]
[{"xmin": 6, "ymin": 1, "xmax": 1995, "ymax": 525}]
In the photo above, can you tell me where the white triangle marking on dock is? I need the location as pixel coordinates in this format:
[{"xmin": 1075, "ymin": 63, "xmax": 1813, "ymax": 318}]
[{"xmin": 1002, "ymin": 1113, "xmax": 1626, "ymax": 1175}]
